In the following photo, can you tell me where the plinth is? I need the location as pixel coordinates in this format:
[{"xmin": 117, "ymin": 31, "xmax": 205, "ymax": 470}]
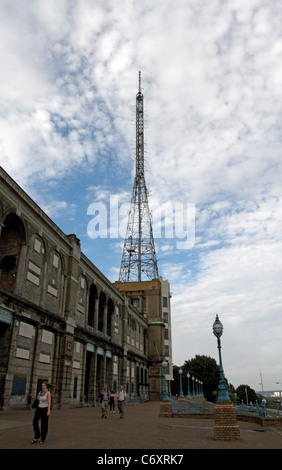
[
  {"xmin": 159, "ymin": 401, "xmax": 172, "ymax": 417},
  {"xmin": 214, "ymin": 401, "xmax": 240, "ymax": 441}
]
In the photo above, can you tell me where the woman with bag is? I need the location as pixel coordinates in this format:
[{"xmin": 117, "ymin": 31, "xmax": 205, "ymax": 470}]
[{"xmin": 31, "ymin": 382, "xmax": 52, "ymax": 444}]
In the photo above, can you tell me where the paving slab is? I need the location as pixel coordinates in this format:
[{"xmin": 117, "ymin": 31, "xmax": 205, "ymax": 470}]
[{"xmin": 0, "ymin": 401, "xmax": 281, "ymax": 450}]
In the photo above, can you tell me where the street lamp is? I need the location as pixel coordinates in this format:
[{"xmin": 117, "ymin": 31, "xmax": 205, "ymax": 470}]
[
  {"xmin": 179, "ymin": 368, "xmax": 184, "ymax": 398},
  {"xmin": 192, "ymin": 376, "xmax": 195, "ymax": 397},
  {"xmin": 186, "ymin": 372, "xmax": 191, "ymax": 398},
  {"xmin": 212, "ymin": 314, "xmax": 230, "ymax": 402},
  {"xmin": 261, "ymin": 397, "xmax": 267, "ymax": 418},
  {"xmin": 199, "ymin": 380, "xmax": 202, "ymax": 396},
  {"xmin": 161, "ymin": 359, "xmax": 169, "ymax": 401}
]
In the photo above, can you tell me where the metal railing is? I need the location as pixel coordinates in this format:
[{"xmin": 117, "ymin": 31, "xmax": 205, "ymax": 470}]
[
  {"xmin": 234, "ymin": 402, "xmax": 267, "ymax": 418},
  {"xmin": 170, "ymin": 397, "xmax": 215, "ymax": 415},
  {"xmin": 170, "ymin": 399, "xmax": 267, "ymax": 418}
]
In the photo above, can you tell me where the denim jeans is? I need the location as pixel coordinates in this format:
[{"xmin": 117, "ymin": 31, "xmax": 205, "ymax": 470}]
[{"xmin": 118, "ymin": 400, "xmax": 125, "ymax": 418}]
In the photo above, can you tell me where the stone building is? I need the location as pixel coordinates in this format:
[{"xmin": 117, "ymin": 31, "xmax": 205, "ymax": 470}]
[
  {"xmin": 114, "ymin": 278, "xmax": 173, "ymax": 399},
  {"xmin": 0, "ymin": 167, "xmax": 172, "ymax": 409}
]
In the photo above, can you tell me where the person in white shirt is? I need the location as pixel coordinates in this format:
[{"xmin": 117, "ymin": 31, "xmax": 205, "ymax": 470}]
[
  {"xmin": 116, "ymin": 385, "xmax": 127, "ymax": 419},
  {"xmin": 31, "ymin": 382, "xmax": 51, "ymax": 444}
]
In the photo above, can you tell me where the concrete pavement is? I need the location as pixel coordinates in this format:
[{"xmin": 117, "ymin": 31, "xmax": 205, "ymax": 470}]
[{"xmin": 0, "ymin": 401, "xmax": 282, "ymax": 450}]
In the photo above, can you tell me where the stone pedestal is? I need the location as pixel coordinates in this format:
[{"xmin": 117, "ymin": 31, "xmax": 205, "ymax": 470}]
[
  {"xmin": 159, "ymin": 401, "xmax": 172, "ymax": 417},
  {"xmin": 214, "ymin": 401, "xmax": 240, "ymax": 441}
]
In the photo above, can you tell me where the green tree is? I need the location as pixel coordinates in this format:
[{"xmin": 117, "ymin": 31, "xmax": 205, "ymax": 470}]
[
  {"xmin": 236, "ymin": 384, "xmax": 258, "ymax": 404},
  {"xmin": 228, "ymin": 383, "xmax": 237, "ymax": 403},
  {"xmin": 172, "ymin": 365, "xmax": 181, "ymax": 396},
  {"xmin": 172, "ymin": 355, "xmax": 220, "ymax": 402}
]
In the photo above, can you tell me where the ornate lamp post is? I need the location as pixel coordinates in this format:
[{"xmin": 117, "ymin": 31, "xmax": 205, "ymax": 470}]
[
  {"xmin": 161, "ymin": 359, "xmax": 169, "ymax": 401},
  {"xmin": 199, "ymin": 380, "xmax": 202, "ymax": 396},
  {"xmin": 212, "ymin": 314, "xmax": 240, "ymax": 441},
  {"xmin": 261, "ymin": 397, "xmax": 267, "ymax": 418},
  {"xmin": 186, "ymin": 372, "xmax": 191, "ymax": 398},
  {"xmin": 212, "ymin": 315, "xmax": 230, "ymax": 402},
  {"xmin": 192, "ymin": 376, "xmax": 195, "ymax": 397},
  {"xmin": 179, "ymin": 368, "xmax": 184, "ymax": 398}
]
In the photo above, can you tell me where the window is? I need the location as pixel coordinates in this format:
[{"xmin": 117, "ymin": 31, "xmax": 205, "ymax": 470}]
[
  {"xmin": 163, "ymin": 312, "xmax": 168, "ymax": 323},
  {"xmin": 162, "ymin": 297, "xmax": 168, "ymax": 308},
  {"xmin": 53, "ymin": 253, "xmax": 59, "ymax": 268},
  {"xmin": 19, "ymin": 322, "xmax": 34, "ymax": 339},
  {"xmin": 0, "ymin": 255, "xmax": 16, "ymax": 270},
  {"xmin": 11, "ymin": 376, "xmax": 27, "ymax": 395},
  {"xmin": 16, "ymin": 348, "xmax": 30, "ymax": 360},
  {"xmin": 73, "ymin": 377, "xmax": 78, "ymax": 399},
  {"xmin": 41, "ymin": 329, "xmax": 53, "ymax": 345},
  {"xmin": 27, "ymin": 261, "xmax": 41, "ymax": 286},
  {"xmin": 47, "ymin": 284, "xmax": 58, "ymax": 297},
  {"xmin": 34, "ymin": 238, "xmax": 42, "ymax": 253},
  {"xmin": 132, "ymin": 298, "xmax": 140, "ymax": 308}
]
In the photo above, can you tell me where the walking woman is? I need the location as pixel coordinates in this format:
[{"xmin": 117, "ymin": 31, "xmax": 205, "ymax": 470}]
[
  {"xmin": 109, "ymin": 390, "xmax": 115, "ymax": 413},
  {"xmin": 31, "ymin": 382, "xmax": 52, "ymax": 444}
]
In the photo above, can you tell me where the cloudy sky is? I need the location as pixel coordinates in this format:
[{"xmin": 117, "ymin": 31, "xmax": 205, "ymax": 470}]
[{"xmin": 1, "ymin": 0, "xmax": 282, "ymax": 392}]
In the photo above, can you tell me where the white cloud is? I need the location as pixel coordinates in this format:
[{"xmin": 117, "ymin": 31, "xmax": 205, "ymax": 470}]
[{"xmin": 168, "ymin": 195, "xmax": 282, "ymax": 388}]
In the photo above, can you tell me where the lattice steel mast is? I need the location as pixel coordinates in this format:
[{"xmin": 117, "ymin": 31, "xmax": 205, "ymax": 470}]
[{"xmin": 119, "ymin": 72, "xmax": 158, "ymax": 282}]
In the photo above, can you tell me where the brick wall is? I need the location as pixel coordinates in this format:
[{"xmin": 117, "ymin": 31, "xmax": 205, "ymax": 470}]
[{"xmin": 214, "ymin": 402, "xmax": 240, "ymax": 440}]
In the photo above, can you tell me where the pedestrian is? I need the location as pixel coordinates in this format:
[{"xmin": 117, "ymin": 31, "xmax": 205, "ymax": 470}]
[
  {"xmin": 117, "ymin": 385, "xmax": 127, "ymax": 419},
  {"xmin": 31, "ymin": 381, "xmax": 52, "ymax": 444},
  {"xmin": 109, "ymin": 390, "xmax": 115, "ymax": 413},
  {"xmin": 100, "ymin": 384, "xmax": 110, "ymax": 418}
]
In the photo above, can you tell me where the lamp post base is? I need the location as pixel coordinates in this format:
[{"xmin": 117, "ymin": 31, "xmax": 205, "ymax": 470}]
[
  {"xmin": 214, "ymin": 402, "xmax": 240, "ymax": 441},
  {"xmin": 159, "ymin": 401, "xmax": 172, "ymax": 417}
]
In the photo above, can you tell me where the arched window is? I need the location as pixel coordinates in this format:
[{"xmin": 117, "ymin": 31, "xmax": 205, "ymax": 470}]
[
  {"xmin": 88, "ymin": 283, "xmax": 97, "ymax": 327},
  {"xmin": 46, "ymin": 250, "xmax": 62, "ymax": 300},
  {"xmin": 77, "ymin": 275, "xmax": 87, "ymax": 318},
  {"xmin": 98, "ymin": 291, "xmax": 106, "ymax": 332},
  {"xmin": 107, "ymin": 299, "xmax": 114, "ymax": 336},
  {"xmin": 0, "ymin": 213, "xmax": 25, "ymax": 292}
]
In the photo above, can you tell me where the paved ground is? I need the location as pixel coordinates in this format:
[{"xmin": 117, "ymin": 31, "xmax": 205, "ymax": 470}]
[{"xmin": 0, "ymin": 401, "xmax": 281, "ymax": 450}]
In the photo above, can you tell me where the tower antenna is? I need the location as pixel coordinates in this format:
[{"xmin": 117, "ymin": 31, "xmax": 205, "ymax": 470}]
[
  {"xmin": 119, "ymin": 72, "xmax": 158, "ymax": 282},
  {"xmin": 139, "ymin": 70, "xmax": 141, "ymax": 93}
]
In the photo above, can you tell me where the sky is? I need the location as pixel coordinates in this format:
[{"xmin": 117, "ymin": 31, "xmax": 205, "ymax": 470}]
[{"xmin": 1, "ymin": 0, "xmax": 282, "ymax": 392}]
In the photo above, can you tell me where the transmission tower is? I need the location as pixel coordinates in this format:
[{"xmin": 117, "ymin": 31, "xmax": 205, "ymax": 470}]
[{"xmin": 119, "ymin": 72, "xmax": 159, "ymax": 282}]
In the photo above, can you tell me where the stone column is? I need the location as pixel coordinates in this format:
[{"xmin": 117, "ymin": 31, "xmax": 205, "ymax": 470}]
[
  {"xmin": 94, "ymin": 299, "xmax": 99, "ymax": 331},
  {"xmin": 103, "ymin": 305, "xmax": 108, "ymax": 336},
  {"xmin": 13, "ymin": 244, "xmax": 27, "ymax": 296}
]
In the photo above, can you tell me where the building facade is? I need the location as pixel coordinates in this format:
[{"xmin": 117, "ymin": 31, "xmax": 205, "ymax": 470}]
[
  {"xmin": 0, "ymin": 167, "xmax": 172, "ymax": 409},
  {"xmin": 114, "ymin": 278, "xmax": 173, "ymax": 399}
]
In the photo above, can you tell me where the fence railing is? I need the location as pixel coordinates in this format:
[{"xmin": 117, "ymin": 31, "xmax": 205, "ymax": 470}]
[
  {"xmin": 171, "ymin": 397, "xmax": 215, "ymax": 415},
  {"xmin": 234, "ymin": 402, "xmax": 267, "ymax": 418},
  {"xmin": 170, "ymin": 398, "xmax": 268, "ymax": 418}
]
